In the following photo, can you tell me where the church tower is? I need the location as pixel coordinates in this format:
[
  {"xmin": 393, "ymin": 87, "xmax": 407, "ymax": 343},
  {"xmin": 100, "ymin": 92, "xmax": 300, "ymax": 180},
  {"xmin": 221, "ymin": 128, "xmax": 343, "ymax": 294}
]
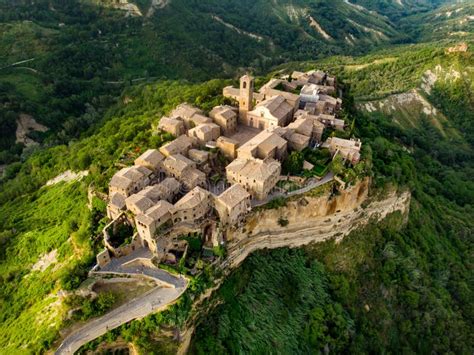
[{"xmin": 239, "ymin": 74, "xmax": 254, "ymax": 123}]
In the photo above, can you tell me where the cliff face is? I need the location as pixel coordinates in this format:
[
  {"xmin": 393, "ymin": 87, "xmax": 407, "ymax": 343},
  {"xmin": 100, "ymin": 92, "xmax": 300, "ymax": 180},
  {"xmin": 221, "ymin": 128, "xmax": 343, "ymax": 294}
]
[{"xmin": 224, "ymin": 179, "xmax": 410, "ymax": 268}]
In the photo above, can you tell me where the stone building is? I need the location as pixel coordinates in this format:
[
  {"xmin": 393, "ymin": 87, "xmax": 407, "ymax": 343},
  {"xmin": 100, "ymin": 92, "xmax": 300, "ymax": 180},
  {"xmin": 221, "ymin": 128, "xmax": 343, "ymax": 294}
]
[
  {"xmin": 287, "ymin": 133, "xmax": 310, "ymax": 151},
  {"xmin": 226, "ymin": 158, "xmax": 281, "ymax": 200},
  {"xmin": 181, "ymin": 167, "xmax": 206, "ymax": 190},
  {"xmin": 259, "ymin": 78, "xmax": 300, "ymax": 108},
  {"xmin": 109, "ymin": 166, "xmax": 152, "ymax": 198},
  {"xmin": 171, "ymin": 186, "xmax": 212, "ymax": 224},
  {"xmin": 246, "ymin": 95, "xmax": 294, "ymax": 129},
  {"xmin": 214, "ymin": 184, "xmax": 251, "ymax": 226},
  {"xmin": 170, "ymin": 103, "xmax": 212, "ymax": 129},
  {"xmin": 159, "ymin": 135, "xmax": 195, "ymax": 157},
  {"xmin": 237, "ymin": 130, "xmax": 288, "ymax": 161},
  {"xmin": 323, "ymin": 137, "xmax": 362, "ymax": 164},
  {"xmin": 137, "ymin": 177, "xmax": 180, "ymax": 203},
  {"xmin": 134, "ymin": 149, "xmax": 165, "ymax": 174},
  {"xmin": 158, "ymin": 116, "xmax": 185, "ymax": 137},
  {"xmin": 107, "ymin": 193, "xmax": 126, "ymax": 220},
  {"xmin": 188, "ymin": 123, "xmax": 221, "ymax": 145},
  {"xmin": 188, "ymin": 149, "xmax": 210, "ymax": 164},
  {"xmin": 291, "ymin": 70, "xmax": 334, "ymax": 88},
  {"xmin": 238, "ymin": 74, "xmax": 254, "ymax": 122},
  {"xmin": 209, "ymin": 105, "xmax": 238, "ymax": 135},
  {"xmin": 162, "ymin": 154, "xmax": 205, "ymax": 190},
  {"xmin": 162, "ymin": 154, "xmax": 196, "ymax": 179},
  {"xmin": 287, "ymin": 114, "xmax": 326, "ymax": 142},
  {"xmin": 316, "ymin": 114, "xmax": 345, "ymax": 131},
  {"xmin": 135, "ymin": 200, "xmax": 174, "ymax": 253},
  {"xmin": 223, "ymin": 75, "xmax": 300, "ymax": 129},
  {"xmin": 317, "ymin": 94, "xmax": 342, "ymax": 115},
  {"xmin": 216, "ymin": 136, "xmax": 239, "ymax": 160},
  {"xmin": 170, "ymin": 103, "xmax": 202, "ymax": 121},
  {"xmin": 125, "ymin": 194, "xmax": 155, "ymax": 215}
]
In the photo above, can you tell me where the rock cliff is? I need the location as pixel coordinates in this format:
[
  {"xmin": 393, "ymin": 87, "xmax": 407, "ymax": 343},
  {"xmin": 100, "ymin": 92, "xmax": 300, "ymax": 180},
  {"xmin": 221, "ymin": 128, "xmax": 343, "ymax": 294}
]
[{"xmin": 224, "ymin": 179, "xmax": 410, "ymax": 268}]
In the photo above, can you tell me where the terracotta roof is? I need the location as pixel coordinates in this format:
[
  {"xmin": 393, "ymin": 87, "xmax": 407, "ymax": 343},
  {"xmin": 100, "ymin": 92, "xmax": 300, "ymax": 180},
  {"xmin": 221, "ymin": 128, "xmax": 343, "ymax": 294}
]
[
  {"xmin": 288, "ymin": 117, "xmax": 314, "ymax": 137},
  {"xmin": 318, "ymin": 94, "xmax": 339, "ymax": 106},
  {"xmin": 159, "ymin": 135, "xmax": 194, "ymax": 156},
  {"xmin": 137, "ymin": 178, "xmax": 179, "ymax": 202},
  {"xmin": 210, "ymin": 105, "xmax": 237, "ymax": 121},
  {"xmin": 158, "ymin": 116, "xmax": 183, "ymax": 129},
  {"xmin": 238, "ymin": 130, "xmax": 287, "ymax": 157},
  {"xmin": 189, "ymin": 123, "xmax": 220, "ymax": 136},
  {"xmin": 288, "ymin": 132, "xmax": 310, "ymax": 146},
  {"xmin": 189, "ymin": 149, "xmax": 210, "ymax": 163},
  {"xmin": 190, "ymin": 114, "xmax": 212, "ymax": 125},
  {"xmin": 160, "ymin": 177, "xmax": 181, "ymax": 193},
  {"xmin": 181, "ymin": 167, "xmax": 206, "ymax": 188}
]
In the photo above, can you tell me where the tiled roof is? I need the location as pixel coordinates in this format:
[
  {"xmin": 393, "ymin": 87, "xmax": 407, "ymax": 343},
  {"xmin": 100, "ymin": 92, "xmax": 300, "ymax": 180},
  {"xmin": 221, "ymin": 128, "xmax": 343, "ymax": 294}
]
[{"xmin": 217, "ymin": 184, "xmax": 250, "ymax": 208}]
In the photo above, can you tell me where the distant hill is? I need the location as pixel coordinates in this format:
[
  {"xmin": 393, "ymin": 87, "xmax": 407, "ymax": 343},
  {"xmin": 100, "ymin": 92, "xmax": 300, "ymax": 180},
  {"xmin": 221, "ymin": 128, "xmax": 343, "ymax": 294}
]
[{"xmin": 0, "ymin": 0, "xmax": 464, "ymax": 166}]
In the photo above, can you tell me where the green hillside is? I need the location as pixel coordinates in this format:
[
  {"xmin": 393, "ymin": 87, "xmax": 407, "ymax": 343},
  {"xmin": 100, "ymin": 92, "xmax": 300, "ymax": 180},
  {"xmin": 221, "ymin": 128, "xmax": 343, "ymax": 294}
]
[{"xmin": 0, "ymin": 0, "xmax": 452, "ymax": 165}]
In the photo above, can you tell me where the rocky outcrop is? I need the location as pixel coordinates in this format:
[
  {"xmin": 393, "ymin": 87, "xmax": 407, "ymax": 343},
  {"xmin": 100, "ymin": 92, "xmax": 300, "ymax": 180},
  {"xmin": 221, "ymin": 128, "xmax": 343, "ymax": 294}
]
[
  {"xmin": 15, "ymin": 113, "xmax": 48, "ymax": 146},
  {"xmin": 224, "ymin": 179, "xmax": 410, "ymax": 268}
]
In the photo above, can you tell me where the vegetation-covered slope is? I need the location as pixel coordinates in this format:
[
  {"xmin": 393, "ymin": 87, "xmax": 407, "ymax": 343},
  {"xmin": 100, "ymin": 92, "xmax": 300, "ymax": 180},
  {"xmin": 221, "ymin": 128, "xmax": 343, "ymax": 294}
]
[
  {"xmin": 0, "ymin": 181, "xmax": 95, "ymax": 351},
  {"xmin": 0, "ymin": 0, "xmax": 454, "ymax": 165}
]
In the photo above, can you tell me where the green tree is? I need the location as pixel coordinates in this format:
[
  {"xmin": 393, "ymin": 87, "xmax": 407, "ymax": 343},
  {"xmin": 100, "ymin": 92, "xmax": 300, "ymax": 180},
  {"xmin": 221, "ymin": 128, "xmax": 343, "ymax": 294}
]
[{"xmin": 283, "ymin": 151, "xmax": 304, "ymax": 175}]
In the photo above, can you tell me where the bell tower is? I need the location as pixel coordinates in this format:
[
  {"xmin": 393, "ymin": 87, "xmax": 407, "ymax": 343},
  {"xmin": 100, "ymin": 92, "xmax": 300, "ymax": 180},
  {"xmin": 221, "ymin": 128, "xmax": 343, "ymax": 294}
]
[{"xmin": 239, "ymin": 74, "xmax": 254, "ymax": 123}]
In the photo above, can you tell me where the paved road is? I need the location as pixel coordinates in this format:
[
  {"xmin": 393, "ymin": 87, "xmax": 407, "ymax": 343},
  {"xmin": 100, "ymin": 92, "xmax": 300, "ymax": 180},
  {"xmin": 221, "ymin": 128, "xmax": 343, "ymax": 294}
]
[
  {"xmin": 55, "ymin": 284, "xmax": 186, "ymax": 355},
  {"xmin": 56, "ymin": 249, "xmax": 187, "ymax": 355}
]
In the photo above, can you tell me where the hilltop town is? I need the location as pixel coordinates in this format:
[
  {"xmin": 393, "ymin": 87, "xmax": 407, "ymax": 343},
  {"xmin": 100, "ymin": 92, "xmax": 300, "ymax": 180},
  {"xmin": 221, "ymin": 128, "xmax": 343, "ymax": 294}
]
[{"xmin": 97, "ymin": 70, "xmax": 363, "ymax": 268}]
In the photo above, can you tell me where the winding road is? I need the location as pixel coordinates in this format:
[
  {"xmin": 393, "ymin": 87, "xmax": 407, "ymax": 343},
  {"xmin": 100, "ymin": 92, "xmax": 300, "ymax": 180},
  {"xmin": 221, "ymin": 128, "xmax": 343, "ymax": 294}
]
[{"xmin": 55, "ymin": 250, "xmax": 187, "ymax": 355}]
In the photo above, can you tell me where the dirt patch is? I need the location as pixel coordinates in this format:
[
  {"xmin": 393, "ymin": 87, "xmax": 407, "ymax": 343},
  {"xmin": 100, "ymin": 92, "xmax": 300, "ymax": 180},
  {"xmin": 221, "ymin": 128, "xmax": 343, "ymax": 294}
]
[
  {"xmin": 15, "ymin": 113, "xmax": 48, "ymax": 146},
  {"xmin": 147, "ymin": 0, "xmax": 169, "ymax": 17},
  {"xmin": 45, "ymin": 170, "xmax": 89, "ymax": 186},
  {"xmin": 345, "ymin": 57, "xmax": 397, "ymax": 71},
  {"xmin": 32, "ymin": 249, "xmax": 57, "ymax": 272},
  {"xmin": 308, "ymin": 16, "xmax": 332, "ymax": 40},
  {"xmin": 211, "ymin": 16, "xmax": 265, "ymax": 42}
]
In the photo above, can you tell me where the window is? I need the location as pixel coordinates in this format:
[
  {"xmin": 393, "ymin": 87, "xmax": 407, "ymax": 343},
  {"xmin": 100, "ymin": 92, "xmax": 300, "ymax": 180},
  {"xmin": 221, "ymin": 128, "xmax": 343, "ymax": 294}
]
[{"xmin": 243, "ymin": 82, "xmax": 247, "ymax": 89}]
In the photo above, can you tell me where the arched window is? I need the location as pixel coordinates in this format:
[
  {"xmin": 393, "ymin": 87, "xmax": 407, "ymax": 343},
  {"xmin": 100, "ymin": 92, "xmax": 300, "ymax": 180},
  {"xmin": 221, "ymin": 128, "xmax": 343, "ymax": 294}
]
[{"xmin": 243, "ymin": 81, "xmax": 247, "ymax": 89}]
